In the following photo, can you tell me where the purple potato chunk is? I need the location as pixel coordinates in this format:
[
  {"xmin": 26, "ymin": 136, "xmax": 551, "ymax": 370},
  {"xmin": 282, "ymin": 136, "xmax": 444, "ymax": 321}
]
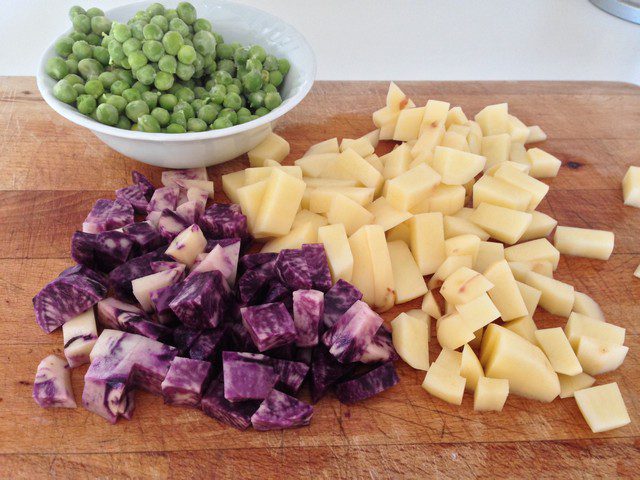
[
  {"xmin": 33, "ymin": 274, "xmax": 106, "ymax": 333},
  {"xmin": 241, "ymin": 303, "xmax": 297, "ymax": 352},
  {"xmin": 251, "ymin": 389, "xmax": 313, "ymax": 431},
  {"xmin": 323, "ymin": 279, "xmax": 363, "ymax": 328},
  {"xmin": 302, "ymin": 244, "xmax": 332, "ymax": 292},
  {"xmin": 275, "ymin": 249, "xmax": 312, "ymax": 290},
  {"xmin": 33, "ymin": 355, "xmax": 76, "ymax": 408},
  {"xmin": 176, "ymin": 200, "xmax": 203, "ymax": 224},
  {"xmin": 122, "ymin": 221, "xmax": 164, "ymax": 256},
  {"xmin": 309, "ymin": 343, "xmax": 355, "ymax": 403},
  {"xmin": 295, "ymin": 347, "xmax": 313, "ymax": 366},
  {"xmin": 82, "ymin": 199, "xmax": 113, "ymax": 234},
  {"xmin": 147, "ymin": 186, "xmax": 179, "ymax": 214},
  {"xmin": 118, "ymin": 312, "xmax": 173, "ymax": 341},
  {"xmin": 334, "ymin": 361, "xmax": 399, "ymax": 404},
  {"xmin": 201, "ymin": 376, "xmax": 259, "ymax": 430},
  {"xmin": 272, "ymin": 358, "xmax": 309, "ymax": 394},
  {"xmin": 237, "ymin": 259, "xmax": 277, "ymax": 305},
  {"xmin": 157, "ymin": 209, "xmax": 190, "ymax": 241},
  {"xmin": 108, "ymin": 247, "xmax": 171, "ymax": 301},
  {"xmin": 108, "ymin": 198, "xmax": 135, "ymax": 230},
  {"xmin": 322, "ymin": 301, "xmax": 383, "ymax": 363},
  {"xmin": 222, "ymin": 351, "xmax": 278, "ymax": 402},
  {"xmin": 132, "ymin": 265, "xmax": 185, "ymax": 312},
  {"xmin": 149, "ymin": 281, "xmax": 183, "ymax": 324},
  {"xmin": 94, "ymin": 230, "xmax": 134, "ymax": 272},
  {"xmin": 189, "ymin": 241, "xmax": 240, "ymax": 286},
  {"xmin": 224, "ymin": 322, "xmax": 258, "ymax": 353},
  {"xmin": 150, "ymin": 261, "xmax": 184, "ymax": 273},
  {"xmin": 360, "ymin": 325, "xmax": 398, "ymax": 364},
  {"xmin": 62, "ymin": 308, "xmax": 98, "ymax": 368},
  {"xmin": 238, "ymin": 251, "xmax": 277, "ymax": 274},
  {"xmin": 71, "ymin": 231, "xmax": 96, "ymax": 267},
  {"xmin": 172, "ymin": 324, "xmax": 202, "ymax": 354},
  {"xmin": 189, "ymin": 327, "xmax": 227, "ymax": 362},
  {"xmin": 132, "ymin": 170, "xmax": 155, "ymax": 200},
  {"xmin": 292, "ymin": 289, "xmax": 324, "ymax": 347},
  {"xmin": 97, "ymin": 297, "xmax": 145, "ymax": 329},
  {"xmin": 169, "ymin": 271, "xmax": 229, "ymax": 329},
  {"xmin": 161, "ymin": 356, "xmax": 212, "ymax": 407},
  {"xmin": 116, "ymin": 184, "xmax": 148, "ymax": 214},
  {"xmin": 263, "ymin": 281, "xmax": 290, "ymax": 304},
  {"xmin": 199, "ymin": 203, "xmax": 248, "ymax": 240},
  {"xmin": 161, "ymin": 167, "xmax": 208, "ymax": 187},
  {"xmin": 58, "ymin": 264, "xmax": 108, "ymax": 290}
]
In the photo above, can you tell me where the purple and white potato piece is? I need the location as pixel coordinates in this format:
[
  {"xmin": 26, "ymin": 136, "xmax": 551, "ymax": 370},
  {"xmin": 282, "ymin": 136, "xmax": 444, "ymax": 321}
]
[
  {"xmin": 189, "ymin": 241, "xmax": 240, "ymax": 286},
  {"xmin": 33, "ymin": 355, "xmax": 76, "ymax": 408},
  {"xmin": 33, "ymin": 274, "xmax": 106, "ymax": 333},
  {"xmin": 161, "ymin": 167, "xmax": 208, "ymax": 187},
  {"xmin": 81, "ymin": 199, "xmax": 113, "ymax": 234},
  {"xmin": 272, "ymin": 359, "xmax": 309, "ymax": 394},
  {"xmin": 171, "ymin": 324, "xmax": 202, "ymax": 354},
  {"xmin": 169, "ymin": 271, "xmax": 229, "ymax": 329},
  {"xmin": 149, "ymin": 282, "xmax": 183, "ymax": 324},
  {"xmin": 302, "ymin": 244, "xmax": 333, "ymax": 292},
  {"xmin": 292, "ymin": 289, "xmax": 324, "ymax": 347},
  {"xmin": 108, "ymin": 247, "xmax": 171, "ymax": 301},
  {"xmin": 132, "ymin": 170, "xmax": 155, "ymax": 200},
  {"xmin": 71, "ymin": 231, "xmax": 96, "ymax": 267},
  {"xmin": 225, "ymin": 322, "xmax": 258, "ymax": 353},
  {"xmin": 150, "ymin": 261, "xmax": 184, "ymax": 273},
  {"xmin": 94, "ymin": 231, "xmax": 134, "ymax": 272},
  {"xmin": 59, "ymin": 264, "xmax": 108, "ymax": 290},
  {"xmin": 187, "ymin": 187, "xmax": 208, "ymax": 209},
  {"xmin": 275, "ymin": 249, "xmax": 312, "ymax": 290},
  {"xmin": 189, "ymin": 327, "xmax": 227, "ymax": 362},
  {"xmin": 201, "ymin": 376, "xmax": 260, "ymax": 430},
  {"xmin": 359, "ymin": 325, "xmax": 398, "ymax": 364},
  {"xmin": 122, "ymin": 221, "xmax": 164, "ymax": 255},
  {"xmin": 176, "ymin": 200, "xmax": 202, "ymax": 224},
  {"xmin": 263, "ymin": 281, "xmax": 291, "ymax": 304},
  {"xmin": 222, "ymin": 351, "xmax": 278, "ymax": 402},
  {"xmin": 118, "ymin": 312, "xmax": 173, "ymax": 341},
  {"xmin": 116, "ymin": 184, "xmax": 148, "ymax": 214},
  {"xmin": 241, "ymin": 303, "xmax": 297, "ymax": 352},
  {"xmin": 132, "ymin": 265, "xmax": 185, "ymax": 312},
  {"xmin": 251, "ymin": 389, "xmax": 313, "ymax": 431},
  {"xmin": 165, "ymin": 224, "xmax": 207, "ymax": 268},
  {"xmin": 238, "ymin": 252, "xmax": 277, "ymax": 274},
  {"xmin": 161, "ymin": 357, "xmax": 212, "ymax": 407},
  {"xmin": 334, "ymin": 362, "xmax": 399, "ymax": 404},
  {"xmin": 175, "ymin": 179, "xmax": 214, "ymax": 197},
  {"xmin": 62, "ymin": 308, "xmax": 98, "ymax": 368},
  {"xmin": 322, "ymin": 301, "xmax": 383, "ymax": 363},
  {"xmin": 206, "ymin": 237, "xmax": 244, "ymax": 253},
  {"xmin": 146, "ymin": 187, "xmax": 179, "ymax": 214},
  {"xmin": 157, "ymin": 209, "xmax": 191, "ymax": 241},
  {"xmin": 199, "ymin": 203, "xmax": 248, "ymax": 240},
  {"xmin": 309, "ymin": 344, "xmax": 355, "ymax": 403},
  {"xmin": 96, "ymin": 297, "xmax": 144, "ymax": 329},
  {"xmin": 237, "ymin": 259, "xmax": 277, "ymax": 305},
  {"xmin": 323, "ymin": 279, "xmax": 363, "ymax": 328}
]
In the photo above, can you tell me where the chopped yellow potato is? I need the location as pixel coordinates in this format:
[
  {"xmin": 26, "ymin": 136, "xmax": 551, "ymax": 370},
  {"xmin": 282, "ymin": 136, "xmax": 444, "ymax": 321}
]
[
  {"xmin": 470, "ymin": 203, "xmax": 533, "ymax": 245},
  {"xmin": 303, "ymin": 137, "xmax": 339, "ymax": 157},
  {"xmin": 253, "ymin": 169, "xmax": 306, "ymax": 238},
  {"xmin": 409, "ymin": 212, "xmax": 446, "ymax": 275},
  {"xmin": 475, "ymin": 103, "xmax": 509, "ymax": 136},
  {"xmin": 558, "ymin": 372, "xmax": 595, "ymax": 399},
  {"xmin": 385, "ymin": 163, "xmax": 441, "ymax": 211},
  {"xmin": 574, "ymin": 383, "xmax": 630, "ymax": 433},
  {"xmin": 535, "ymin": 327, "xmax": 582, "ymax": 376},
  {"xmin": 391, "ymin": 312, "xmax": 430, "ymax": 370},
  {"xmin": 432, "ymin": 146, "xmax": 486, "ymax": 185},
  {"xmin": 474, "ymin": 377, "xmax": 509, "ymax": 412},
  {"xmin": 327, "ymin": 194, "xmax": 375, "ymax": 236},
  {"xmin": 483, "ymin": 259, "xmax": 529, "ymax": 321},
  {"xmin": 388, "ymin": 240, "xmax": 428, "ymax": 304},
  {"xmin": 318, "ymin": 223, "xmax": 353, "ymax": 283},
  {"xmin": 247, "ymin": 133, "xmax": 290, "ymax": 167},
  {"xmin": 622, "ymin": 165, "xmax": 640, "ymax": 208},
  {"xmin": 422, "ymin": 362, "xmax": 466, "ymax": 405},
  {"xmin": 553, "ymin": 226, "xmax": 615, "ymax": 261},
  {"xmin": 526, "ymin": 147, "xmax": 561, "ymax": 178},
  {"xmin": 367, "ymin": 197, "xmax": 412, "ymax": 232}
]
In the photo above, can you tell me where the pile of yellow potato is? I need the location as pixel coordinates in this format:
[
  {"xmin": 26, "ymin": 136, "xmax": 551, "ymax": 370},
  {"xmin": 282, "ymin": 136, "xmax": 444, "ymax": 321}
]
[{"xmin": 222, "ymin": 82, "xmax": 631, "ymax": 434}]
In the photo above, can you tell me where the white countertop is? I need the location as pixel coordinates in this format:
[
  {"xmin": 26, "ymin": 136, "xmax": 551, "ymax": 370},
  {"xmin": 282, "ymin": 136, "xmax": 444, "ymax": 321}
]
[{"xmin": 4, "ymin": 0, "xmax": 639, "ymax": 84}]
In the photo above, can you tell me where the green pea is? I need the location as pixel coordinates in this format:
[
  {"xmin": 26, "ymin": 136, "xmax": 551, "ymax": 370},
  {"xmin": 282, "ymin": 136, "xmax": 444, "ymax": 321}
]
[
  {"xmin": 264, "ymin": 83, "xmax": 277, "ymax": 94},
  {"xmin": 176, "ymin": 2, "xmax": 197, "ymax": 24},
  {"xmin": 190, "ymin": 98, "xmax": 206, "ymax": 111},
  {"xmin": 214, "ymin": 70, "xmax": 232, "ymax": 86},
  {"xmin": 165, "ymin": 9, "xmax": 178, "ymax": 21},
  {"xmin": 86, "ymin": 7, "xmax": 105, "ymax": 18},
  {"xmin": 91, "ymin": 16, "xmax": 112, "ymax": 36},
  {"xmin": 218, "ymin": 108, "xmax": 237, "ymax": 124},
  {"xmin": 142, "ymin": 23, "xmax": 163, "ymax": 41},
  {"xmin": 133, "ymin": 10, "xmax": 150, "ymax": 22},
  {"xmin": 269, "ymin": 70, "xmax": 284, "ymax": 87},
  {"xmin": 213, "ymin": 32, "xmax": 224, "ymax": 44},
  {"xmin": 135, "ymin": 64, "xmax": 156, "ymax": 85},
  {"xmin": 202, "ymin": 54, "xmax": 216, "ymax": 72},
  {"xmin": 212, "ymin": 116, "xmax": 232, "ymax": 129},
  {"xmin": 138, "ymin": 114, "xmax": 161, "ymax": 132},
  {"xmin": 222, "ymin": 92, "xmax": 242, "ymax": 110},
  {"xmin": 121, "ymin": 38, "xmax": 140, "ymax": 56},
  {"xmin": 69, "ymin": 6, "xmax": 86, "ymax": 19},
  {"xmin": 154, "ymin": 71, "xmax": 174, "ymax": 91},
  {"xmin": 151, "ymin": 107, "xmax": 171, "ymax": 126},
  {"xmin": 76, "ymin": 94, "xmax": 97, "ymax": 114},
  {"xmin": 226, "ymin": 84, "xmax": 240, "ymax": 95},
  {"xmin": 72, "ymin": 83, "xmax": 86, "ymax": 95},
  {"xmin": 151, "ymin": 14, "xmax": 169, "ymax": 32},
  {"xmin": 66, "ymin": 57, "xmax": 79, "ymax": 75},
  {"xmin": 249, "ymin": 45, "xmax": 266, "ymax": 62},
  {"xmin": 255, "ymin": 106, "xmax": 269, "ymax": 117},
  {"xmin": 55, "ymin": 36, "xmax": 75, "ymax": 57},
  {"xmin": 174, "ymin": 100, "xmax": 195, "ymax": 119},
  {"xmin": 78, "ymin": 58, "xmax": 103, "ymax": 79},
  {"xmin": 248, "ymin": 91, "xmax": 265, "ymax": 108},
  {"xmin": 197, "ymin": 104, "xmax": 219, "ymax": 123},
  {"xmin": 186, "ymin": 117, "xmax": 206, "ymax": 132},
  {"xmin": 110, "ymin": 80, "xmax": 129, "ymax": 95},
  {"xmin": 175, "ymin": 62, "xmax": 195, "ymax": 81},
  {"xmin": 69, "ymin": 31, "xmax": 86, "ymax": 42},
  {"xmin": 209, "ymin": 84, "xmax": 226, "ymax": 104},
  {"xmin": 131, "ymin": 123, "xmax": 139, "ymax": 131},
  {"xmin": 128, "ymin": 51, "xmax": 147, "ymax": 70},
  {"xmin": 119, "ymin": 57, "xmax": 131, "ymax": 69},
  {"xmin": 142, "ymin": 40, "xmax": 164, "ymax": 61},
  {"xmin": 130, "ymin": 21, "xmax": 147, "ymax": 41},
  {"xmin": 234, "ymin": 46, "xmax": 250, "ymax": 65},
  {"xmin": 162, "ymin": 31, "xmax": 184, "ymax": 56},
  {"xmin": 193, "ymin": 30, "xmax": 216, "ymax": 56},
  {"xmin": 95, "ymin": 103, "xmax": 118, "ymax": 125},
  {"xmin": 237, "ymin": 113, "xmax": 253, "ymax": 124},
  {"xmin": 175, "ymin": 87, "xmax": 195, "ymax": 103},
  {"xmin": 125, "ymin": 99, "xmax": 150, "ymax": 121},
  {"xmin": 214, "ymin": 43, "xmax": 232, "ymax": 60},
  {"xmin": 108, "ymin": 39, "xmax": 126, "ymax": 62},
  {"xmin": 72, "ymin": 40, "xmax": 93, "ymax": 60},
  {"xmin": 63, "ymin": 73, "xmax": 84, "ymax": 86},
  {"xmin": 278, "ymin": 58, "xmax": 290, "ymax": 75},
  {"xmin": 264, "ymin": 91, "xmax": 282, "ymax": 110},
  {"xmin": 98, "ymin": 72, "xmax": 117, "ymax": 89},
  {"xmin": 191, "ymin": 18, "xmax": 210, "ymax": 33},
  {"xmin": 142, "ymin": 91, "xmax": 159, "ymax": 110},
  {"xmin": 101, "ymin": 34, "xmax": 111, "ymax": 48},
  {"xmin": 159, "ymin": 93, "xmax": 178, "ymax": 110},
  {"xmin": 166, "ymin": 123, "xmax": 186, "ymax": 133},
  {"xmin": 122, "ymin": 88, "xmax": 141, "ymax": 102},
  {"xmin": 106, "ymin": 94, "xmax": 127, "ymax": 113},
  {"xmin": 242, "ymin": 70, "xmax": 262, "ymax": 93},
  {"xmin": 53, "ymin": 80, "xmax": 78, "ymax": 104},
  {"xmin": 85, "ymin": 79, "xmax": 104, "ymax": 97},
  {"xmin": 146, "ymin": 2, "xmax": 165, "ymax": 16},
  {"xmin": 169, "ymin": 18, "xmax": 190, "ymax": 37},
  {"xmin": 177, "ymin": 45, "xmax": 196, "ymax": 65},
  {"xmin": 86, "ymin": 33, "xmax": 101, "ymax": 46},
  {"xmin": 237, "ymin": 107, "xmax": 251, "ymax": 117},
  {"xmin": 263, "ymin": 55, "xmax": 278, "ymax": 71},
  {"xmin": 132, "ymin": 81, "xmax": 151, "ymax": 93},
  {"xmin": 168, "ymin": 83, "xmax": 182, "ymax": 94},
  {"xmin": 112, "ymin": 22, "xmax": 132, "ymax": 43},
  {"xmin": 45, "ymin": 57, "xmax": 69, "ymax": 80},
  {"xmin": 93, "ymin": 46, "xmax": 110, "ymax": 66},
  {"xmin": 72, "ymin": 14, "xmax": 91, "ymax": 34},
  {"xmin": 117, "ymin": 115, "xmax": 132, "ymax": 129},
  {"xmin": 158, "ymin": 54, "xmax": 178, "ymax": 74},
  {"xmin": 183, "ymin": 38, "xmax": 193, "ymax": 47},
  {"xmin": 217, "ymin": 59, "xmax": 235, "ymax": 76},
  {"xmin": 115, "ymin": 68, "xmax": 134, "ymax": 84},
  {"xmin": 246, "ymin": 58, "xmax": 262, "ymax": 72},
  {"xmin": 170, "ymin": 110, "xmax": 187, "ymax": 128},
  {"xmin": 261, "ymin": 70, "xmax": 270, "ymax": 84}
]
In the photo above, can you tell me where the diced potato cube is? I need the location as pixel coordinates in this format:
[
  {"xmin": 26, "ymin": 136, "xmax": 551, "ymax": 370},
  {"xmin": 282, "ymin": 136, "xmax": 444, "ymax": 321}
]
[
  {"xmin": 474, "ymin": 241, "xmax": 505, "ymax": 273},
  {"xmin": 447, "ymin": 124, "xmax": 470, "ymax": 137},
  {"xmin": 441, "ymin": 266, "xmax": 493, "ymax": 305},
  {"xmin": 519, "ymin": 211, "xmax": 558, "ymax": 242},
  {"xmin": 364, "ymin": 225, "xmax": 396, "ymax": 312},
  {"xmin": 318, "ymin": 223, "xmax": 353, "ymax": 283},
  {"xmin": 483, "ymin": 259, "xmax": 529, "ymax": 321},
  {"xmin": 260, "ymin": 222, "xmax": 317, "ymax": 253},
  {"xmin": 460, "ymin": 344, "xmax": 484, "ymax": 392},
  {"xmin": 494, "ymin": 164, "xmax": 548, "ymax": 211},
  {"xmin": 575, "ymin": 336, "xmax": 628, "ymax": 376},
  {"xmin": 504, "ymin": 238, "xmax": 560, "ymax": 270},
  {"xmin": 304, "ymin": 137, "xmax": 339, "ymax": 157},
  {"xmin": 503, "ymin": 315, "xmax": 538, "ymax": 345},
  {"xmin": 166, "ymin": 225, "xmax": 206, "ymax": 267},
  {"xmin": 388, "ymin": 240, "xmax": 428, "ymax": 304},
  {"xmin": 303, "ymin": 177, "xmax": 358, "ymax": 189},
  {"xmin": 237, "ymin": 180, "xmax": 267, "ymax": 232},
  {"xmin": 432, "ymin": 147, "xmax": 486, "ymax": 185},
  {"xmin": 481, "ymin": 133, "xmax": 511, "ymax": 170},
  {"xmin": 456, "ymin": 293, "xmax": 500, "ymax": 332},
  {"xmin": 440, "ymin": 131, "xmax": 470, "ymax": 152},
  {"xmin": 558, "ymin": 372, "xmax": 595, "ymax": 399},
  {"xmin": 470, "ymin": 203, "xmax": 533, "ymax": 245},
  {"xmin": 373, "ymin": 105, "xmax": 400, "ymax": 130},
  {"xmin": 445, "ymin": 234, "xmax": 480, "ymax": 263},
  {"xmin": 472, "ymin": 175, "xmax": 532, "ymax": 211},
  {"xmin": 526, "ymin": 148, "xmax": 561, "ymax": 178},
  {"xmin": 221, "ymin": 170, "xmax": 245, "ymax": 204},
  {"xmin": 574, "ymin": 383, "xmax": 630, "ymax": 433},
  {"xmin": 437, "ymin": 313, "xmax": 476, "ymax": 350},
  {"xmin": 349, "ymin": 226, "xmax": 375, "ymax": 303},
  {"xmin": 386, "ymin": 81, "xmax": 411, "ymax": 110},
  {"xmin": 429, "ymin": 255, "xmax": 473, "ymax": 290},
  {"xmin": 365, "ymin": 153, "xmax": 384, "ymax": 173},
  {"xmin": 391, "ymin": 312, "xmax": 430, "ymax": 370},
  {"xmin": 509, "ymin": 261, "xmax": 553, "ymax": 282},
  {"xmin": 516, "ymin": 280, "xmax": 541, "ymax": 316},
  {"xmin": 385, "ymin": 163, "xmax": 441, "ymax": 211},
  {"xmin": 474, "ymin": 377, "xmax": 509, "ymax": 411},
  {"xmin": 367, "ymin": 197, "xmax": 412, "ymax": 232},
  {"xmin": 524, "ymin": 272, "xmax": 575, "ymax": 317},
  {"xmin": 253, "ymin": 169, "xmax": 306, "ymax": 237},
  {"xmin": 422, "ymin": 290, "xmax": 443, "ymax": 319},
  {"xmin": 309, "ymin": 187, "xmax": 374, "ymax": 213},
  {"xmin": 526, "ymin": 125, "xmax": 547, "ymax": 143},
  {"xmin": 382, "ymin": 143, "xmax": 412, "ymax": 180},
  {"xmin": 334, "ymin": 148, "xmax": 384, "ymax": 191},
  {"xmin": 248, "ymin": 133, "xmax": 290, "ymax": 167},
  {"xmin": 422, "ymin": 362, "xmax": 466, "ymax": 405},
  {"xmin": 467, "ymin": 120, "xmax": 483, "ymax": 155},
  {"xmin": 434, "ymin": 348, "xmax": 462, "ymax": 373},
  {"xmin": 622, "ymin": 166, "xmax": 640, "ymax": 208},
  {"xmin": 535, "ymin": 327, "xmax": 582, "ymax": 376},
  {"xmin": 393, "ymin": 107, "xmax": 425, "ymax": 141},
  {"xmin": 553, "ymin": 226, "xmax": 615, "ymax": 261},
  {"xmin": 444, "ymin": 216, "xmax": 491, "ymax": 241},
  {"xmin": 411, "ymin": 184, "xmax": 466, "ymax": 215},
  {"xmin": 244, "ymin": 165, "xmax": 302, "ymax": 184},
  {"xmin": 386, "ymin": 221, "xmax": 411, "ymax": 244},
  {"xmin": 420, "ymin": 99, "xmax": 450, "ymax": 133},
  {"xmin": 509, "ymin": 142, "xmax": 529, "ymax": 165},
  {"xmin": 291, "ymin": 209, "xmax": 328, "ymax": 231},
  {"xmin": 295, "ymin": 153, "xmax": 340, "ymax": 178},
  {"xmin": 507, "ymin": 115, "xmax": 530, "ymax": 143},
  {"xmin": 412, "ymin": 122, "xmax": 446, "ymax": 163},
  {"xmin": 564, "ymin": 312, "xmax": 625, "ymax": 349},
  {"xmin": 327, "ymin": 194, "xmax": 375, "ymax": 236},
  {"xmin": 573, "ymin": 291, "xmax": 605, "ymax": 321},
  {"xmin": 409, "ymin": 212, "xmax": 446, "ymax": 275},
  {"xmin": 474, "ymin": 103, "xmax": 509, "ymax": 136},
  {"xmin": 340, "ymin": 137, "xmax": 374, "ymax": 158},
  {"xmin": 445, "ymin": 106, "xmax": 468, "ymax": 128}
]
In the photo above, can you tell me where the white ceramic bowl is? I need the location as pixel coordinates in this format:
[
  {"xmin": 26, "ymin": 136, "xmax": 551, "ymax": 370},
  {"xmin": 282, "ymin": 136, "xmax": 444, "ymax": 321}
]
[{"xmin": 36, "ymin": 0, "xmax": 315, "ymax": 168}]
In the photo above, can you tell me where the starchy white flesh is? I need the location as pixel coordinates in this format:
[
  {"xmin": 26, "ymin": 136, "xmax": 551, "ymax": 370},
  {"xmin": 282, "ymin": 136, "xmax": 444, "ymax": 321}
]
[
  {"xmin": 503, "ymin": 315, "xmax": 538, "ymax": 345},
  {"xmin": 481, "ymin": 134, "xmax": 511, "ymax": 170},
  {"xmin": 295, "ymin": 153, "xmax": 340, "ymax": 177},
  {"xmin": 422, "ymin": 362, "xmax": 466, "ymax": 405},
  {"xmin": 385, "ymin": 164, "xmax": 441, "ymax": 211},
  {"xmin": 388, "ymin": 240, "xmax": 428, "ymax": 303},
  {"xmin": 516, "ymin": 281, "xmax": 541, "ymax": 316},
  {"xmin": 523, "ymin": 271, "xmax": 574, "ymax": 317},
  {"xmin": 432, "ymin": 147, "xmax": 486, "ymax": 185},
  {"xmin": 236, "ymin": 180, "xmax": 267, "ymax": 232},
  {"xmin": 519, "ymin": 211, "xmax": 557, "ymax": 242},
  {"xmin": 260, "ymin": 222, "xmax": 317, "ymax": 253},
  {"xmin": 572, "ymin": 291, "xmax": 605, "ymax": 321},
  {"xmin": 475, "ymin": 103, "xmax": 509, "ymax": 136},
  {"xmin": 558, "ymin": 372, "xmax": 596, "ymax": 399},
  {"xmin": 391, "ymin": 312, "xmax": 430, "ymax": 370},
  {"xmin": 446, "ymin": 106, "xmax": 468, "ymax": 128},
  {"xmin": 456, "ymin": 293, "xmax": 500, "ymax": 332},
  {"xmin": 303, "ymin": 137, "xmax": 339, "ymax": 157},
  {"xmin": 367, "ymin": 197, "xmax": 412, "ymax": 231},
  {"xmin": 440, "ymin": 267, "xmax": 493, "ymax": 305},
  {"xmin": 434, "ymin": 348, "xmax": 462, "ymax": 373},
  {"xmin": 469, "ymin": 327, "xmax": 484, "ymax": 350},
  {"xmin": 526, "ymin": 125, "xmax": 547, "ymax": 143},
  {"xmin": 622, "ymin": 166, "xmax": 640, "ymax": 208},
  {"xmin": 504, "ymin": 238, "xmax": 560, "ymax": 270},
  {"xmin": 526, "ymin": 148, "xmax": 562, "ymax": 178},
  {"xmin": 470, "ymin": 203, "xmax": 532, "ymax": 245},
  {"xmin": 318, "ymin": 224, "xmax": 353, "ymax": 283},
  {"xmin": 574, "ymin": 336, "xmax": 629, "ymax": 376},
  {"xmin": 411, "ymin": 184, "xmax": 466, "ymax": 215},
  {"xmin": 309, "ymin": 187, "xmax": 374, "ymax": 213},
  {"xmin": 493, "ymin": 164, "xmax": 549, "ymax": 210},
  {"xmin": 508, "ymin": 261, "xmax": 553, "ymax": 282},
  {"xmin": 474, "ymin": 241, "xmax": 505, "ymax": 272},
  {"xmin": 564, "ymin": 312, "xmax": 626, "ymax": 349},
  {"xmin": 62, "ymin": 309, "xmax": 98, "ymax": 368},
  {"xmin": 409, "ymin": 213, "xmax": 446, "ymax": 275},
  {"xmin": 507, "ymin": 115, "xmax": 530, "ymax": 144},
  {"xmin": 534, "ymin": 328, "xmax": 582, "ymax": 376},
  {"xmin": 483, "ymin": 260, "xmax": 529, "ymax": 321},
  {"xmin": 460, "ymin": 344, "xmax": 484, "ymax": 392},
  {"xmin": 166, "ymin": 225, "xmax": 206, "ymax": 268},
  {"xmin": 247, "ymin": 133, "xmax": 290, "ymax": 167},
  {"xmin": 574, "ymin": 383, "xmax": 630, "ymax": 433},
  {"xmin": 444, "ymin": 216, "xmax": 491, "ymax": 241},
  {"xmin": 333, "ymin": 149, "xmax": 384, "ymax": 191},
  {"xmin": 553, "ymin": 226, "xmax": 615, "ymax": 260},
  {"xmin": 327, "ymin": 194, "xmax": 375, "ymax": 236},
  {"xmin": 474, "ymin": 377, "xmax": 509, "ymax": 412},
  {"xmin": 243, "ymin": 165, "xmax": 302, "ymax": 184},
  {"xmin": 445, "ymin": 235, "xmax": 480, "ymax": 263},
  {"xmin": 472, "ymin": 174, "xmax": 532, "ymax": 211},
  {"xmin": 253, "ymin": 169, "xmax": 305, "ymax": 237},
  {"xmin": 421, "ymin": 290, "xmax": 443, "ymax": 319},
  {"xmin": 340, "ymin": 137, "xmax": 375, "ymax": 158},
  {"xmin": 221, "ymin": 170, "xmax": 245, "ymax": 204}
]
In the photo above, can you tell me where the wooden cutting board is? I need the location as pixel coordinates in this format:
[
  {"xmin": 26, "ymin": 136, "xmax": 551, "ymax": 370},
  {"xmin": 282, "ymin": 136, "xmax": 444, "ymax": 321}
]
[{"xmin": 0, "ymin": 78, "xmax": 638, "ymax": 479}]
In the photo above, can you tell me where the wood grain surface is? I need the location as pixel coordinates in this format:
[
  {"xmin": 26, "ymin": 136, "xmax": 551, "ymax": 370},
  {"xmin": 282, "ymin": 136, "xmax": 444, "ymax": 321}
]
[{"xmin": 0, "ymin": 77, "xmax": 638, "ymax": 479}]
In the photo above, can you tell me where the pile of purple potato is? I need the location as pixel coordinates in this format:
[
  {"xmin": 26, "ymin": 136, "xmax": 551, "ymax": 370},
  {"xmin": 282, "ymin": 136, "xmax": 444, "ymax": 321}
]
[{"xmin": 31, "ymin": 168, "xmax": 399, "ymax": 431}]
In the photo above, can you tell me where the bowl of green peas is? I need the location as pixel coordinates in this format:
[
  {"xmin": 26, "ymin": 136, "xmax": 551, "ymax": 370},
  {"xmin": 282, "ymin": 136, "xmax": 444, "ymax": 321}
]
[{"xmin": 36, "ymin": 1, "xmax": 315, "ymax": 168}]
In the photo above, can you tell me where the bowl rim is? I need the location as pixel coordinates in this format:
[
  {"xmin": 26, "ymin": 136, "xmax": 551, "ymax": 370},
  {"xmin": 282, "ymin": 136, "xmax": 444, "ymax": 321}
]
[{"xmin": 36, "ymin": 0, "xmax": 316, "ymax": 142}]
